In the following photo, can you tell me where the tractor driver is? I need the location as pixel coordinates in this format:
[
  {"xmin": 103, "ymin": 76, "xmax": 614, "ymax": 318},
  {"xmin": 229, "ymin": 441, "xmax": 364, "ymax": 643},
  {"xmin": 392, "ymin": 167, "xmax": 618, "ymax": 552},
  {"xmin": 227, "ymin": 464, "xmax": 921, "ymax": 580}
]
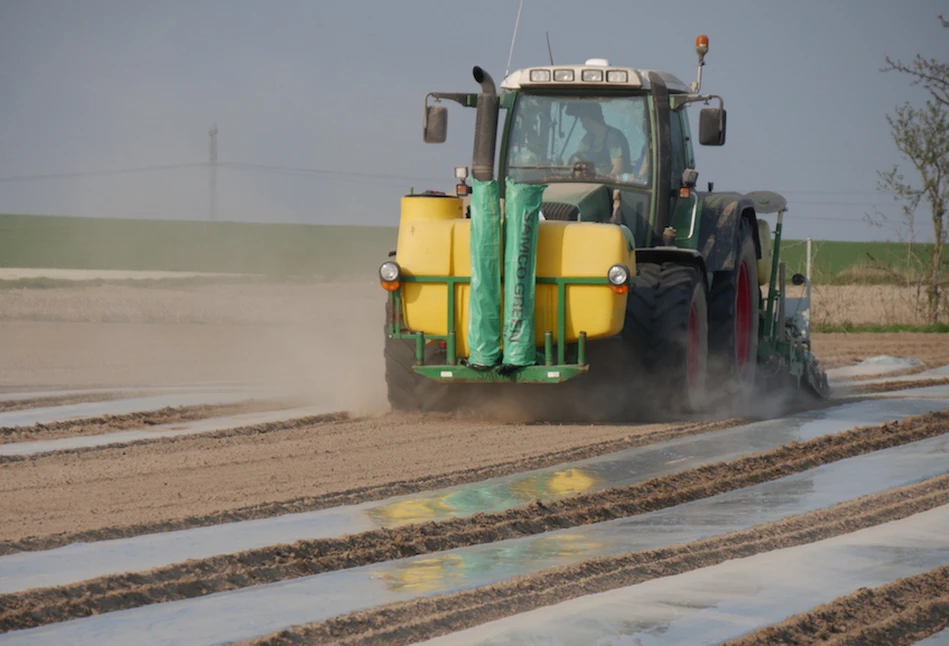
[{"xmin": 567, "ymin": 102, "xmax": 631, "ymax": 178}]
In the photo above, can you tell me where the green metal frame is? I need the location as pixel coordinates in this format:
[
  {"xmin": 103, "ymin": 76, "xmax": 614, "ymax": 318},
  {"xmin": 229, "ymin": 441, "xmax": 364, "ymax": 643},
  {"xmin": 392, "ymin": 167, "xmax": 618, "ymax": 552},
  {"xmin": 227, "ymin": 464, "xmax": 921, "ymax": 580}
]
[
  {"xmin": 387, "ymin": 274, "xmax": 614, "ymax": 383},
  {"xmin": 753, "ymin": 208, "xmax": 811, "ymax": 386},
  {"xmin": 763, "ymin": 211, "xmax": 784, "ymax": 341}
]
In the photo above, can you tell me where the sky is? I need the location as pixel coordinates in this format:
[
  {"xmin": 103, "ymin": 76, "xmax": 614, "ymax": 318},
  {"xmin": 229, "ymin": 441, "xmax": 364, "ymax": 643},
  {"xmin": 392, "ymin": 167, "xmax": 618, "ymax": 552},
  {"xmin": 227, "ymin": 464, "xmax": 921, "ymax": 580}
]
[{"xmin": 0, "ymin": 0, "xmax": 946, "ymax": 242}]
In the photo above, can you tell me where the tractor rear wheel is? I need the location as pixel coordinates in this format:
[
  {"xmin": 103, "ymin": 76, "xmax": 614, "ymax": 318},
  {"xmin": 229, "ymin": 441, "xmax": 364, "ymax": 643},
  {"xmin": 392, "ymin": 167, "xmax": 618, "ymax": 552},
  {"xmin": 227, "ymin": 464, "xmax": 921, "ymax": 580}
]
[{"xmin": 708, "ymin": 217, "xmax": 760, "ymax": 396}]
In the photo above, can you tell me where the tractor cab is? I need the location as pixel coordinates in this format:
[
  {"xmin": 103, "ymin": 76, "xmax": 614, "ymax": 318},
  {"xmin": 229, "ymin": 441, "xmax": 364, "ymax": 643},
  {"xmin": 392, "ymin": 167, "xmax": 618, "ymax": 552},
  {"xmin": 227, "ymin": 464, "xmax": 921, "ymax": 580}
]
[
  {"xmin": 499, "ymin": 63, "xmax": 687, "ymax": 250},
  {"xmin": 428, "ymin": 42, "xmax": 727, "ymax": 253}
]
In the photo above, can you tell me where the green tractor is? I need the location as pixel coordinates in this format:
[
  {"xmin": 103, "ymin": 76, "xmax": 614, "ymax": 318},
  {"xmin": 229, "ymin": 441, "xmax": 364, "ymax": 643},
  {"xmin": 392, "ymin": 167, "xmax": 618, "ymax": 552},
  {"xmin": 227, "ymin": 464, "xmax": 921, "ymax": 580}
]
[{"xmin": 380, "ymin": 35, "xmax": 829, "ymax": 420}]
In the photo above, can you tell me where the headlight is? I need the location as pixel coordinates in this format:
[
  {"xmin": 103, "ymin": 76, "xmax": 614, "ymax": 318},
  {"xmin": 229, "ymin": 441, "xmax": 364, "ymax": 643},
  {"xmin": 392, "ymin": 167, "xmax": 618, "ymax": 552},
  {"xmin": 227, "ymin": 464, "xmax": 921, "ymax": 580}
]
[
  {"xmin": 608, "ymin": 264, "xmax": 629, "ymax": 286},
  {"xmin": 553, "ymin": 69, "xmax": 574, "ymax": 82},
  {"xmin": 529, "ymin": 69, "xmax": 552, "ymax": 82},
  {"xmin": 581, "ymin": 69, "xmax": 604, "ymax": 82},
  {"xmin": 379, "ymin": 261, "xmax": 401, "ymax": 283},
  {"xmin": 606, "ymin": 70, "xmax": 628, "ymax": 83}
]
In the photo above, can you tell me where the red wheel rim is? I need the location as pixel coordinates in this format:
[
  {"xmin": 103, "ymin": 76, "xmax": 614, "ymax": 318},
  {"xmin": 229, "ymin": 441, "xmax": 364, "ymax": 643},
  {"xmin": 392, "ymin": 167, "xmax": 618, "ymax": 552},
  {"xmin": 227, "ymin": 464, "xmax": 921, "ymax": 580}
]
[
  {"xmin": 687, "ymin": 302, "xmax": 699, "ymax": 390},
  {"xmin": 735, "ymin": 260, "xmax": 751, "ymax": 372}
]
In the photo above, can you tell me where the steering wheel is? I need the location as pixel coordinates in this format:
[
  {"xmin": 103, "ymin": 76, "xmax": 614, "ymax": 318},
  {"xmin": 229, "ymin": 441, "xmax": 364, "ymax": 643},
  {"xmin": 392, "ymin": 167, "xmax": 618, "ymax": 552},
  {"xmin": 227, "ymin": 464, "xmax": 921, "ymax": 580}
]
[{"xmin": 568, "ymin": 154, "xmax": 598, "ymax": 175}]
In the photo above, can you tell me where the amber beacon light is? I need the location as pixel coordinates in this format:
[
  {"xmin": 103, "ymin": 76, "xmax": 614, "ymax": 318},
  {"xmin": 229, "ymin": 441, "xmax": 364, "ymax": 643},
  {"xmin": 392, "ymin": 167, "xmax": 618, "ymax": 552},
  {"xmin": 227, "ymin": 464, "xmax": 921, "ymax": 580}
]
[{"xmin": 696, "ymin": 34, "xmax": 709, "ymax": 56}]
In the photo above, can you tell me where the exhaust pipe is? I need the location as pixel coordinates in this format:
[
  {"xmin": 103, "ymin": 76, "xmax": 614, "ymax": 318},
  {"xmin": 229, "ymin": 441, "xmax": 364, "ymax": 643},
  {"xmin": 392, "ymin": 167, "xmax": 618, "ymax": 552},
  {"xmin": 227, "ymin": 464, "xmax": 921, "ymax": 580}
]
[
  {"xmin": 473, "ymin": 65, "xmax": 497, "ymax": 94},
  {"xmin": 471, "ymin": 66, "xmax": 499, "ymax": 182}
]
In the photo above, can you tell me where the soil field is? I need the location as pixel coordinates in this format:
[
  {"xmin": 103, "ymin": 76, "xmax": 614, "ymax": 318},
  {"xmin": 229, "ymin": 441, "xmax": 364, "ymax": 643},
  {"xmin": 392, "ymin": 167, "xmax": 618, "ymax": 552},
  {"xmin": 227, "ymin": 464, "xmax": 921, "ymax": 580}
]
[
  {"xmin": 2, "ymin": 414, "xmax": 947, "ymax": 636},
  {"xmin": 2, "ymin": 279, "xmax": 949, "ymax": 389},
  {"xmin": 2, "ymin": 277, "xmax": 949, "ymax": 644},
  {"xmin": 0, "ymin": 279, "xmax": 935, "ymax": 329},
  {"xmin": 0, "ymin": 412, "xmax": 739, "ymax": 552},
  {"xmin": 810, "ymin": 332, "xmax": 949, "ymax": 370},
  {"xmin": 805, "ymin": 283, "xmax": 949, "ymax": 327}
]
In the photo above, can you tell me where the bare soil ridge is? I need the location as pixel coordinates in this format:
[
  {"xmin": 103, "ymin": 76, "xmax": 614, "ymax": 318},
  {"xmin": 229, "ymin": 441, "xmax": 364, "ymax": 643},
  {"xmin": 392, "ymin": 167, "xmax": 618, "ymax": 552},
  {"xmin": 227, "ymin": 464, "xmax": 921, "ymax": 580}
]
[
  {"xmin": 848, "ymin": 376, "xmax": 949, "ymax": 395},
  {"xmin": 0, "ymin": 399, "xmax": 303, "ymax": 444},
  {"xmin": 0, "ymin": 411, "xmax": 350, "ymax": 466},
  {"xmin": 2, "ymin": 411, "xmax": 946, "ymax": 633},
  {"xmin": 723, "ymin": 565, "xmax": 949, "ymax": 645},
  {"xmin": 0, "ymin": 391, "xmax": 143, "ymax": 413}
]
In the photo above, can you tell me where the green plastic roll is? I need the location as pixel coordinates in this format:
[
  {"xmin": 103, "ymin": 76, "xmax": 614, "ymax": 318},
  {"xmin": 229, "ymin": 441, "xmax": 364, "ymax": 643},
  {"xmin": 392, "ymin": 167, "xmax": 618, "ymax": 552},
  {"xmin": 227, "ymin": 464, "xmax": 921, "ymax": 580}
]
[
  {"xmin": 502, "ymin": 179, "xmax": 546, "ymax": 367},
  {"xmin": 467, "ymin": 178, "xmax": 503, "ymax": 368}
]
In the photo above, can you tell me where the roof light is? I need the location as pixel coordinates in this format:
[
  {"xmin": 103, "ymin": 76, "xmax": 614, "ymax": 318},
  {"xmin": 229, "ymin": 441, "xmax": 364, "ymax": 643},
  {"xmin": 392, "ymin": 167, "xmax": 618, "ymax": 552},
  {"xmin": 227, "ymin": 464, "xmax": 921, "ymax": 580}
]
[
  {"xmin": 606, "ymin": 70, "xmax": 628, "ymax": 83},
  {"xmin": 585, "ymin": 58, "xmax": 609, "ymax": 66},
  {"xmin": 553, "ymin": 69, "xmax": 574, "ymax": 82},
  {"xmin": 581, "ymin": 68, "xmax": 604, "ymax": 82},
  {"xmin": 529, "ymin": 69, "xmax": 552, "ymax": 82}
]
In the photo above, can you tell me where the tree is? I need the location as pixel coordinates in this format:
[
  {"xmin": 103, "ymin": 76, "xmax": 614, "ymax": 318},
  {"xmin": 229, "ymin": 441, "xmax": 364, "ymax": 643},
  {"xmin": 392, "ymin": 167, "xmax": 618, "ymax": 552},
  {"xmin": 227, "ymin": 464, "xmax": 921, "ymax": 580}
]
[{"xmin": 875, "ymin": 15, "xmax": 949, "ymax": 323}]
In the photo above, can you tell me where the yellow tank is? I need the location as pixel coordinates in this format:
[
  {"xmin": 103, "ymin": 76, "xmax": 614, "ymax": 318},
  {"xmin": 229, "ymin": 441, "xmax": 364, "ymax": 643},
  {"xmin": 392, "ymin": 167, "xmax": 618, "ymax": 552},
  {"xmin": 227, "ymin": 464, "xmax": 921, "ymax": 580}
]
[
  {"xmin": 396, "ymin": 196, "xmax": 633, "ymax": 359},
  {"xmin": 400, "ymin": 194, "xmax": 463, "ymax": 222},
  {"xmin": 757, "ymin": 219, "xmax": 773, "ymax": 286}
]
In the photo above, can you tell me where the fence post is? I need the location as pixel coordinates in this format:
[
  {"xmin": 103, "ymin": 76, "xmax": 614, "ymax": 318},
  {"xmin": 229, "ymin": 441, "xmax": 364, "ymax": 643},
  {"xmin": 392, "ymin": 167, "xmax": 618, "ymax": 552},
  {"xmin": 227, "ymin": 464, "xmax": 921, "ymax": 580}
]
[{"xmin": 805, "ymin": 237, "xmax": 812, "ymax": 333}]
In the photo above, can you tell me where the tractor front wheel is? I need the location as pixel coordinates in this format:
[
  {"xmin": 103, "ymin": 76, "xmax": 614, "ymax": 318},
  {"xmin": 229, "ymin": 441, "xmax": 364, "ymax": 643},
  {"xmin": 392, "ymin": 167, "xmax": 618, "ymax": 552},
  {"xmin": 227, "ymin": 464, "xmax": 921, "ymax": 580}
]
[
  {"xmin": 383, "ymin": 301, "xmax": 455, "ymax": 413},
  {"xmin": 650, "ymin": 263, "xmax": 709, "ymax": 415},
  {"xmin": 384, "ymin": 335, "xmax": 458, "ymax": 413},
  {"xmin": 384, "ymin": 335, "xmax": 425, "ymax": 412}
]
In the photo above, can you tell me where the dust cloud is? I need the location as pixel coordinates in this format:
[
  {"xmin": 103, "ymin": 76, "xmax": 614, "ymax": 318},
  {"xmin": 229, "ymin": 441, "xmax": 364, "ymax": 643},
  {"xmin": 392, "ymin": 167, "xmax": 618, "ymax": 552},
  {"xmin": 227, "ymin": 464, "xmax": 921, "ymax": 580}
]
[
  {"xmin": 701, "ymin": 354, "xmax": 813, "ymax": 423},
  {"xmin": 0, "ymin": 276, "xmax": 391, "ymax": 416}
]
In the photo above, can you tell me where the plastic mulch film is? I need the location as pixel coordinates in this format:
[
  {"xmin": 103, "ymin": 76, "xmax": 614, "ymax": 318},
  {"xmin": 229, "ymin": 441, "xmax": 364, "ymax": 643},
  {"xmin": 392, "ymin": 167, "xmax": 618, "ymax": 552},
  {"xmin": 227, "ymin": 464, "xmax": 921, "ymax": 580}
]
[
  {"xmin": 502, "ymin": 179, "xmax": 546, "ymax": 367},
  {"xmin": 466, "ymin": 178, "xmax": 503, "ymax": 368}
]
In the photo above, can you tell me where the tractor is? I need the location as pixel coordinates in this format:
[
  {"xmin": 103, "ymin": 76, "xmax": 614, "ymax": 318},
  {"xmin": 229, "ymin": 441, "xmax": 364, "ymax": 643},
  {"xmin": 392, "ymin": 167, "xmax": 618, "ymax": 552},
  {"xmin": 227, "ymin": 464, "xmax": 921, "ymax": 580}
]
[{"xmin": 380, "ymin": 35, "xmax": 829, "ymax": 420}]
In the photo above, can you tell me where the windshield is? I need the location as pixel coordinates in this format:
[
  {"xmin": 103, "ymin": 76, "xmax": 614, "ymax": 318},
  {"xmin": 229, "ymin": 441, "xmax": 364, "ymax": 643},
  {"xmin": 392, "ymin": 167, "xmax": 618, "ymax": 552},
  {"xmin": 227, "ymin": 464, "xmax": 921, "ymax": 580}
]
[{"xmin": 505, "ymin": 94, "xmax": 651, "ymax": 187}]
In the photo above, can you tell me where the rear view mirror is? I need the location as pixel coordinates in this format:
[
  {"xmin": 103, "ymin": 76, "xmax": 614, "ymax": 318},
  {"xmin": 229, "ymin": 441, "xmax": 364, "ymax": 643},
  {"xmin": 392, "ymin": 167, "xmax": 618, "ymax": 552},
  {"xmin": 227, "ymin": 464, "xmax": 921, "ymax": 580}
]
[
  {"xmin": 424, "ymin": 105, "xmax": 448, "ymax": 144},
  {"xmin": 699, "ymin": 107, "xmax": 726, "ymax": 146}
]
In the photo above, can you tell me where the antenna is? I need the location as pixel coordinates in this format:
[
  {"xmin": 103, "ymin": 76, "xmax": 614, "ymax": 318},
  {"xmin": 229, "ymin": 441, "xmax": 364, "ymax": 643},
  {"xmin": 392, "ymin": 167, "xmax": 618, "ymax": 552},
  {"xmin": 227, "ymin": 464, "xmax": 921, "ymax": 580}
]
[
  {"xmin": 545, "ymin": 31, "xmax": 554, "ymax": 64},
  {"xmin": 504, "ymin": 0, "xmax": 525, "ymax": 77}
]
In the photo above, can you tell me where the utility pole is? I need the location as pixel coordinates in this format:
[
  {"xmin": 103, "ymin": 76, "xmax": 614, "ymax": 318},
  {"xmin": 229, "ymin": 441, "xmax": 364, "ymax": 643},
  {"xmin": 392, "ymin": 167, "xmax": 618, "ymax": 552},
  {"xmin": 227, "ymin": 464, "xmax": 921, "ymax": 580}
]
[{"xmin": 209, "ymin": 123, "xmax": 218, "ymax": 222}]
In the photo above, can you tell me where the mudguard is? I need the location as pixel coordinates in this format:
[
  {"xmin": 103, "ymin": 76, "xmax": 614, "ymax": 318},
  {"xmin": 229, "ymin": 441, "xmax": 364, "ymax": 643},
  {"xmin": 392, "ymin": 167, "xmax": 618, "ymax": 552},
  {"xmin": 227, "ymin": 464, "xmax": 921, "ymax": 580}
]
[
  {"xmin": 694, "ymin": 192, "xmax": 761, "ymax": 273},
  {"xmin": 635, "ymin": 247, "xmax": 709, "ymax": 288}
]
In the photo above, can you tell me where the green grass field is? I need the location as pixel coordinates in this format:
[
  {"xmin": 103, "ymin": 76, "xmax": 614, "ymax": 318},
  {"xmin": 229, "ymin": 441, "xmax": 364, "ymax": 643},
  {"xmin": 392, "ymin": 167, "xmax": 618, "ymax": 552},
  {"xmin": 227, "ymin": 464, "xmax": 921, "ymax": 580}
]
[
  {"xmin": 0, "ymin": 213, "xmax": 398, "ymax": 277},
  {"xmin": 0, "ymin": 213, "xmax": 943, "ymax": 284},
  {"xmin": 779, "ymin": 239, "xmax": 948, "ymax": 284}
]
